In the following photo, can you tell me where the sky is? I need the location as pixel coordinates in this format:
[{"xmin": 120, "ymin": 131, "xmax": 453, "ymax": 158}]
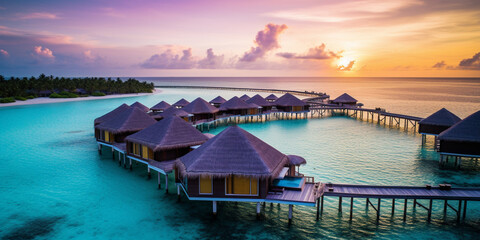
[{"xmin": 0, "ymin": 0, "xmax": 480, "ymax": 77}]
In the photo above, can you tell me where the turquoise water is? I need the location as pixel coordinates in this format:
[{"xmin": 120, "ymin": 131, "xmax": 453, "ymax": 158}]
[
  {"xmin": 272, "ymin": 177, "xmax": 305, "ymax": 189},
  {"xmin": 1, "ymin": 83, "xmax": 480, "ymax": 239}
]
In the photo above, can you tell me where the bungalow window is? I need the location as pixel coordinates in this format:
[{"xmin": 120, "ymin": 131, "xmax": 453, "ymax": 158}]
[
  {"xmin": 226, "ymin": 176, "xmax": 258, "ymax": 196},
  {"xmin": 104, "ymin": 130, "xmax": 110, "ymax": 142},
  {"xmin": 199, "ymin": 176, "xmax": 213, "ymax": 195},
  {"xmin": 130, "ymin": 143, "xmax": 140, "ymax": 156},
  {"xmin": 292, "ymin": 106, "xmax": 303, "ymax": 112}
]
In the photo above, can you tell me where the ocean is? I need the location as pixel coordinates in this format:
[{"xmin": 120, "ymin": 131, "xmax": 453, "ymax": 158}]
[{"xmin": 0, "ymin": 77, "xmax": 479, "ymax": 239}]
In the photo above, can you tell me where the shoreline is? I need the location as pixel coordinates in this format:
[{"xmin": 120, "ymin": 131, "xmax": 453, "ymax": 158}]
[{"xmin": 0, "ymin": 89, "xmax": 161, "ymax": 108}]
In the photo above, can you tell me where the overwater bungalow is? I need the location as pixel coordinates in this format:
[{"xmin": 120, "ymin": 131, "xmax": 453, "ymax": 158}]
[
  {"xmin": 438, "ymin": 110, "xmax": 480, "ymax": 164},
  {"xmin": 130, "ymin": 101, "xmax": 150, "ymax": 112},
  {"xmin": 173, "ymin": 98, "xmax": 190, "ymax": 108},
  {"xmin": 331, "ymin": 93, "xmax": 357, "ymax": 106},
  {"xmin": 209, "ymin": 96, "xmax": 227, "ymax": 107},
  {"xmin": 246, "ymin": 94, "xmax": 272, "ymax": 113},
  {"xmin": 95, "ymin": 107, "xmax": 156, "ymax": 151},
  {"xmin": 419, "ymin": 108, "xmax": 461, "ymax": 138},
  {"xmin": 265, "ymin": 94, "xmax": 278, "ymax": 103},
  {"xmin": 94, "ymin": 103, "xmax": 130, "ymax": 126},
  {"xmin": 150, "ymin": 101, "xmax": 171, "ymax": 112},
  {"xmin": 153, "ymin": 107, "xmax": 191, "ymax": 121},
  {"xmin": 182, "ymin": 97, "xmax": 219, "ymax": 124},
  {"xmin": 174, "ymin": 126, "xmax": 318, "ymax": 216},
  {"xmin": 274, "ymin": 93, "xmax": 309, "ymax": 112},
  {"xmin": 240, "ymin": 94, "xmax": 251, "ymax": 101},
  {"xmin": 219, "ymin": 96, "xmax": 259, "ymax": 116},
  {"xmin": 125, "ymin": 116, "xmax": 209, "ymax": 177}
]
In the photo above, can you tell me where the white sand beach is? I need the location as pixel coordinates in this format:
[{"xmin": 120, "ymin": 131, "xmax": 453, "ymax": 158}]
[{"xmin": 0, "ymin": 89, "xmax": 161, "ymax": 108}]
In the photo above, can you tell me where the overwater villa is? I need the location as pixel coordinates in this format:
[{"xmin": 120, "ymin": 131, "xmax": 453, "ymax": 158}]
[
  {"xmin": 331, "ymin": 93, "xmax": 357, "ymax": 106},
  {"xmin": 94, "ymin": 103, "xmax": 130, "ymax": 126},
  {"xmin": 274, "ymin": 93, "xmax": 309, "ymax": 112},
  {"xmin": 219, "ymin": 96, "xmax": 260, "ymax": 116},
  {"xmin": 209, "ymin": 96, "xmax": 227, "ymax": 107},
  {"xmin": 182, "ymin": 97, "xmax": 219, "ymax": 124},
  {"xmin": 172, "ymin": 98, "xmax": 190, "ymax": 108},
  {"xmin": 419, "ymin": 108, "xmax": 461, "ymax": 146},
  {"xmin": 150, "ymin": 101, "xmax": 171, "ymax": 112},
  {"xmin": 124, "ymin": 116, "xmax": 209, "ymax": 188},
  {"xmin": 246, "ymin": 94, "xmax": 272, "ymax": 113},
  {"xmin": 95, "ymin": 107, "xmax": 157, "ymax": 153},
  {"xmin": 239, "ymin": 94, "xmax": 251, "ymax": 101},
  {"xmin": 265, "ymin": 94, "xmax": 278, "ymax": 103},
  {"xmin": 152, "ymin": 107, "xmax": 191, "ymax": 121},
  {"xmin": 174, "ymin": 126, "xmax": 318, "ymax": 218},
  {"xmin": 438, "ymin": 110, "xmax": 480, "ymax": 167},
  {"xmin": 130, "ymin": 101, "xmax": 150, "ymax": 112}
]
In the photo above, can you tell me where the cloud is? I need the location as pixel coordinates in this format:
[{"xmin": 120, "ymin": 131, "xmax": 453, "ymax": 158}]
[
  {"xmin": 141, "ymin": 48, "xmax": 196, "ymax": 69},
  {"xmin": 458, "ymin": 52, "xmax": 480, "ymax": 70},
  {"xmin": 277, "ymin": 44, "xmax": 341, "ymax": 60},
  {"xmin": 17, "ymin": 12, "xmax": 59, "ymax": 20},
  {"xmin": 432, "ymin": 60, "xmax": 446, "ymax": 69},
  {"xmin": 33, "ymin": 46, "xmax": 54, "ymax": 58},
  {"xmin": 0, "ymin": 49, "xmax": 8, "ymax": 56},
  {"xmin": 197, "ymin": 48, "xmax": 225, "ymax": 69},
  {"xmin": 337, "ymin": 61, "xmax": 355, "ymax": 71},
  {"xmin": 239, "ymin": 23, "xmax": 287, "ymax": 62}
]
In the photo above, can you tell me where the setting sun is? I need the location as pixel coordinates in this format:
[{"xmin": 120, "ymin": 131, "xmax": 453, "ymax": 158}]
[{"xmin": 336, "ymin": 57, "xmax": 356, "ymax": 71}]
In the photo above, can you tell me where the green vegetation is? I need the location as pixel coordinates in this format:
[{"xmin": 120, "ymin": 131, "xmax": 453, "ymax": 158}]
[
  {"xmin": 0, "ymin": 97, "xmax": 15, "ymax": 103},
  {"xmin": 92, "ymin": 91, "xmax": 106, "ymax": 96},
  {"xmin": 0, "ymin": 74, "xmax": 154, "ymax": 103},
  {"xmin": 14, "ymin": 96, "xmax": 27, "ymax": 101}
]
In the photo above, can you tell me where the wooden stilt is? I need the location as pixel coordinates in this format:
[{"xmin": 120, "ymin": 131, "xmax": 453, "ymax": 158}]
[
  {"xmin": 256, "ymin": 202, "xmax": 261, "ymax": 219},
  {"xmin": 427, "ymin": 199, "xmax": 432, "ymax": 222},
  {"xmin": 463, "ymin": 200, "xmax": 467, "ymax": 220},
  {"xmin": 158, "ymin": 172, "xmax": 162, "ymax": 189},
  {"xmin": 403, "ymin": 199, "xmax": 407, "ymax": 221},
  {"xmin": 350, "ymin": 197, "xmax": 354, "ymax": 221},
  {"xmin": 376, "ymin": 199, "xmax": 381, "ymax": 223},
  {"xmin": 165, "ymin": 173, "xmax": 169, "ymax": 193},
  {"xmin": 320, "ymin": 196, "xmax": 324, "ymax": 215},
  {"xmin": 339, "ymin": 196, "xmax": 342, "ymax": 212},
  {"xmin": 413, "ymin": 199, "xmax": 417, "ymax": 209},
  {"xmin": 392, "ymin": 199, "xmax": 395, "ymax": 216},
  {"xmin": 443, "ymin": 200, "xmax": 447, "ymax": 218},
  {"xmin": 288, "ymin": 204, "xmax": 293, "ymax": 225},
  {"xmin": 147, "ymin": 167, "xmax": 151, "ymax": 179},
  {"xmin": 129, "ymin": 157, "xmax": 132, "ymax": 170},
  {"xmin": 457, "ymin": 200, "xmax": 462, "ymax": 222},
  {"xmin": 366, "ymin": 198, "xmax": 369, "ymax": 210},
  {"xmin": 213, "ymin": 201, "xmax": 217, "ymax": 217},
  {"xmin": 316, "ymin": 198, "xmax": 320, "ymax": 220}
]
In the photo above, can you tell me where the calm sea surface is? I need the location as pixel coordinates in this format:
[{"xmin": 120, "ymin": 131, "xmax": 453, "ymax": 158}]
[{"xmin": 0, "ymin": 77, "xmax": 479, "ymax": 239}]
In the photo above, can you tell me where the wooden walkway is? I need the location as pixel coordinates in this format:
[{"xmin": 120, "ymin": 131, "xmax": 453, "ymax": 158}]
[
  {"xmin": 266, "ymin": 182, "xmax": 321, "ymax": 206},
  {"xmin": 155, "ymin": 85, "xmax": 329, "ymax": 98}
]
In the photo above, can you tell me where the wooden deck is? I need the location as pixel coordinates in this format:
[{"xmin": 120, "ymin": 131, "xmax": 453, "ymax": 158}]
[
  {"xmin": 323, "ymin": 183, "xmax": 480, "ymax": 200},
  {"xmin": 148, "ymin": 159, "xmax": 176, "ymax": 174},
  {"xmin": 266, "ymin": 183, "xmax": 320, "ymax": 206}
]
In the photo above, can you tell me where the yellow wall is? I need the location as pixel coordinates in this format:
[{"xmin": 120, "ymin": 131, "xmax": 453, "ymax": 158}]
[
  {"xmin": 199, "ymin": 176, "xmax": 212, "ymax": 194},
  {"xmin": 104, "ymin": 131, "xmax": 110, "ymax": 142},
  {"xmin": 226, "ymin": 176, "xmax": 257, "ymax": 195},
  {"xmin": 142, "ymin": 145, "xmax": 148, "ymax": 159}
]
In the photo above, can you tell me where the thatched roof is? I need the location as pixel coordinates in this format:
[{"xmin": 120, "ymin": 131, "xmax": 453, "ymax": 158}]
[
  {"xmin": 246, "ymin": 94, "xmax": 271, "ymax": 107},
  {"xmin": 210, "ymin": 96, "xmax": 227, "ymax": 104},
  {"xmin": 182, "ymin": 97, "xmax": 219, "ymax": 114},
  {"xmin": 150, "ymin": 101, "xmax": 171, "ymax": 111},
  {"xmin": 265, "ymin": 94, "xmax": 278, "ymax": 101},
  {"xmin": 219, "ymin": 96, "xmax": 252, "ymax": 111},
  {"xmin": 154, "ymin": 107, "xmax": 190, "ymax": 120},
  {"xmin": 419, "ymin": 108, "xmax": 461, "ymax": 127},
  {"xmin": 332, "ymin": 93, "xmax": 357, "ymax": 103},
  {"xmin": 125, "ymin": 116, "xmax": 208, "ymax": 151},
  {"xmin": 438, "ymin": 110, "xmax": 480, "ymax": 143},
  {"xmin": 203, "ymin": 133, "xmax": 215, "ymax": 139},
  {"xmin": 275, "ymin": 93, "xmax": 306, "ymax": 107},
  {"xmin": 94, "ymin": 103, "xmax": 130, "ymax": 125},
  {"xmin": 173, "ymin": 98, "xmax": 190, "ymax": 107},
  {"xmin": 176, "ymin": 126, "xmax": 289, "ymax": 179},
  {"xmin": 240, "ymin": 94, "xmax": 251, "ymax": 101},
  {"xmin": 130, "ymin": 101, "xmax": 150, "ymax": 112},
  {"xmin": 95, "ymin": 107, "xmax": 156, "ymax": 134},
  {"xmin": 287, "ymin": 155, "xmax": 306, "ymax": 166}
]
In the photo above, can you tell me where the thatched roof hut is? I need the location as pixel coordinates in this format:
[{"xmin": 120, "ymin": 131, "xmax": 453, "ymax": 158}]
[
  {"xmin": 176, "ymin": 126, "xmax": 289, "ymax": 179},
  {"xmin": 287, "ymin": 155, "xmax": 306, "ymax": 166},
  {"xmin": 219, "ymin": 96, "xmax": 252, "ymax": 111},
  {"xmin": 130, "ymin": 101, "xmax": 150, "ymax": 112},
  {"xmin": 94, "ymin": 103, "xmax": 130, "ymax": 125},
  {"xmin": 173, "ymin": 98, "xmax": 190, "ymax": 108},
  {"xmin": 182, "ymin": 97, "xmax": 219, "ymax": 114},
  {"xmin": 246, "ymin": 94, "xmax": 271, "ymax": 107},
  {"xmin": 265, "ymin": 94, "xmax": 278, "ymax": 102},
  {"xmin": 150, "ymin": 101, "xmax": 171, "ymax": 112},
  {"xmin": 419, "ymin": 108, "xmax": 461, "ymax": 135},
  {"xmin": 275, "ymin": 93, "xmax": 307, "ymax": 107},
  {"xmin": 209, "ymin": 96, "xmax": 227, "ymax": 105},
  {"xmin": 240, "ymin": 94, "xmax": 251, "ymax": 101},
  {"xmin": 95, "ymin": 107, "xmax": 156, "ymax": 134},
  {"xmin": 125, "ymin": 116, "xmax": 208, "ymax": 151},
  {"xmin": 153, "ymin": 107, "xmax": 191, "ymax": 120},
  {"xmin": 438, "ymin": 110, "xmax": 480, "ymax": 156},
  {"xmin": 332, "ymin": 93, "xmax": 357, "ymax": 105}
]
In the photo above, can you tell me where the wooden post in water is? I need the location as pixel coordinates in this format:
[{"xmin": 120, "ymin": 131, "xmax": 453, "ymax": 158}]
[
  {"xmin": 443, "ymin": 200, "xmax": 448, "ymax": 218},
  {"xmin": 350, "ymin": 197, "xmax": 354, "ymax": 221},
  {"xmin": 427, "ymin": 199, "xmax": 433, "ymax": 222},
  {"xmin": 165, "ymin": 173, "xmax": 169, "ymax": 193},
  {"xmin": 463, "ymin": 201, "xmax": 467, "ymax": 220},
  {"xmin": 376, "ymin": 199, "xmax": 381, "ymax": 223},
  {"xmin": 339, "ymin": 197, "xmax": 343, "ymax": 212},
  {"xmin": 147, "ymin": 167, "xmax": 151, "ymax": 179},
  {"xmin": 392, "ymin": 199, "xmax": 395, "ymax": 216},
  {"xmin": 177, "ymin": 184, "xmax": 181, "ymax": 202},
  {"xmin": 288, "ymin": 204, "xmax": 293, "ymax": 225},
  {"xmin": 256, "ymin": 202, "xmax": 261, "ymax": 219},
  {"xmin": 158, "ymin": 172, "xmax": 162, "ymax": 189},
  {"xmin": 457, "ymin": 200, "xmax": 462, "ymax": 222},
  {"xmin": 321, "ymin": 196, "xmax": 324, "ymax": 215},
  {"xmin": 403, "ymin": 199, "xmax": 407, "ymax": 221},
  {"xmin": 129, "ymin": 157, "xmax": 132, "ymax": 170},
  {"xmin": 213, "ymin": 201, "xmax": 217, "ymax": 217}
]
